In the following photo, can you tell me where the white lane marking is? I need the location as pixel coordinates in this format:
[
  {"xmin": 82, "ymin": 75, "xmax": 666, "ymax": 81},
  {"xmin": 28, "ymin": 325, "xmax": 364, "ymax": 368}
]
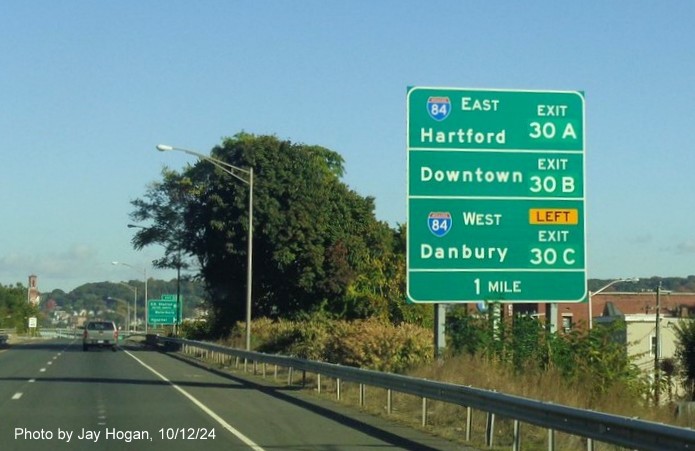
[
  {"xmin": 39, "ymin": 368, "xmax": 46, "ymax": 372},
  {"xmin": 124, "ymin": 350, "xmax": 265, "ymax": 451},
  {"xmin": 47, "ymin": 361, "xmax": 53, "ymax": 365},
  {"xmin": 12, "ymin": 393, "xmax": 22, "ymax": 400},
  {"xmin": 29, "ymin": 379, "xmax": 36, "ymax": 383}
]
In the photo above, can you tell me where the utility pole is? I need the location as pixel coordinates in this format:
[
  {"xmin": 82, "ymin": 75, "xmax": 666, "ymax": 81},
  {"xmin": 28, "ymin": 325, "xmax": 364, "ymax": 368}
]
[{"xmin": 654, "ymin": 282, "xmax": 662, "ymax": 405}]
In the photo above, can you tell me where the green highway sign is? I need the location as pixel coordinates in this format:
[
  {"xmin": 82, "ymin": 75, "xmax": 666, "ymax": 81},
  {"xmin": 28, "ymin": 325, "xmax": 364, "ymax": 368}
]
[
  {"xmin": 406, "ymin": 87, "xmax": 587, "ymax": 303},
  {"xmin": 148, "ymin": 298, "xmax": 179, "ymax": 325}
]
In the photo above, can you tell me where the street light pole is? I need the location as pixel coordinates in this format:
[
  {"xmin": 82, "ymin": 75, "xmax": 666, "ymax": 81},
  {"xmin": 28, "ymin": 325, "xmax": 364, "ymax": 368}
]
[
  {"xmin": 655, "ymin": 282, "xmax": 662, "ymax": 404},
  {"xmin": 588, "ymin": 277, "xmax": 639, "ymax": 329},
  {"xmin": 118, "ymin": 282, "xmax": 137, "ymax": 332},
  {"xmin": 156, "ymin": 144, "xmax": 254, "ymax": 351},
  {"xmin": 112, "ymin": 261, "xmax": 149, "ymax": 334}
]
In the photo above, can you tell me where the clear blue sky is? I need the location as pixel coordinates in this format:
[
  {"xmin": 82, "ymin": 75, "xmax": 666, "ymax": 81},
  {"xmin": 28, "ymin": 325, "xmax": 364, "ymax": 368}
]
[{"xmin": 2, "ymin": 1, "xmax": 694, "ymax": 292}]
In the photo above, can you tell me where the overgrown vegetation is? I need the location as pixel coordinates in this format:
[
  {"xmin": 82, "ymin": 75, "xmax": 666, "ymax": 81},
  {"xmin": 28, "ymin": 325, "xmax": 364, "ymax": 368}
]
[
  {"xmin": 445, "ymin": 305, "xmax": 649, "ymax": 411},
  {"xmin": 221, "ymin": 314, "xmax": 433, "ymax": 373}
]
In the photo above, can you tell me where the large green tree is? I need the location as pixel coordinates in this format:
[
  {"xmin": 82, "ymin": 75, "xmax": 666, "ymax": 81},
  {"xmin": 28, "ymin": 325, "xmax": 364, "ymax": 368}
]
[
  {"xmin": 131, "ymin": 133, "xmax": 415, "ymax": 337},
  {"xmin": 130, "ymin": 168, "xmax": 194, "ymax": 284}
]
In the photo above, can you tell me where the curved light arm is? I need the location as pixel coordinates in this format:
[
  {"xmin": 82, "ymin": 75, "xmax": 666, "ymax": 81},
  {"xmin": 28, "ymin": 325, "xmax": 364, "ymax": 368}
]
[
  {"xmin": 592, "ymin": 277, "xmax": 640, "ymax": 296},
  {"xmin": 118, "ymin": 282, "xmax": 137, "ymax": 295},
  {"xmin": 156, "ymin": 144, "xmax": 250, "ymax": 185},
  {"xmin": 588, "ymin": 277, "xmax": 639, "ymax": 329}
]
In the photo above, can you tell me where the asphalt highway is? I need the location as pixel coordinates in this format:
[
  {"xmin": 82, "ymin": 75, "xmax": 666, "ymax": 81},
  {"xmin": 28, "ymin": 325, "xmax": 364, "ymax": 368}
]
[{"xmin": 0, "ymin": 339, "xmax": 467, "ymax": 451}]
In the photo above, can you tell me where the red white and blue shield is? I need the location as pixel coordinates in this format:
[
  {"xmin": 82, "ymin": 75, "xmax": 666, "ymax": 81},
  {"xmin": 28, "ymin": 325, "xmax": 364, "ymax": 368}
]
[
  {"xmin": 427, "ymin": 96, "xmax": 451, "ymax": 121},
  {"xmin": 428, "ymin": 212, "xmax": 452, "ymax": 237}
]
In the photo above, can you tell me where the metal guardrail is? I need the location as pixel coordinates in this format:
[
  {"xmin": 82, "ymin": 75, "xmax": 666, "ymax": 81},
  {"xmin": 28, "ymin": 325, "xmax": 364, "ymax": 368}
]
[
  {"xmin": 40, "ymin": 328, "xmax": 79, "ymax": 338},
  {"xmin": 20, "ymin": 328, "xmax": 144, "ymax": 340},
  {"xmin": 158, "ymin": 336, "xmax": 695, "ymax": 451},
  {"xmin": 0, "ymin": 328, "xmax": 78, "ymax": 339},
  {"xmin": 0, "ymin": 328, "xmax": 148, "ymax": 339}
]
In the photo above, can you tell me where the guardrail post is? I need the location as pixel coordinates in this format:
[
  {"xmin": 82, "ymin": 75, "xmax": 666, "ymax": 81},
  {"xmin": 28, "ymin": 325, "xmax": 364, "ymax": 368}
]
[
  {"xmin": 317, "ymin": 373, "xmax": 322, "ymax": 393},
  {"xmin": 513, "ymin": 420, "xmax": 521, "ymax": 451},
  {"xmin": 274, "ymin": 364, "xmax": 278, "ymax": 380},
  {"xmin": 262, "ymin": 363, "xmax": 266, "ymax": 378},
  {"xmin": 337, "ymin": 378, "xmax": 341, "ymax": 401},
  {"xmin": 387, "ymin": 389, "xmax": 392, "ymax": 415},
  {"xmin": 486, "ymin": 412, "xmax": 495, "ymax": 448},
  {"xmin": 359, "ymin": 384, "xmax": 365, "ymax": 407},
  {"xmin": 586, "ymin": 437, "xmax": 593, "ymax": 451},
  {"xmin": 287, "ymin": 367, "xmax": 293, "ymax": 386},
  {"xmin": 548, "ymin": 429, "xmax": 555, "ymax": 451},
  {"xmin": 466, "ymin": 406, "xmax": 472, "ymax": 442},
  {"xmin": 422, "ymin": 397, "xmax": 428, "ymax": 426}
]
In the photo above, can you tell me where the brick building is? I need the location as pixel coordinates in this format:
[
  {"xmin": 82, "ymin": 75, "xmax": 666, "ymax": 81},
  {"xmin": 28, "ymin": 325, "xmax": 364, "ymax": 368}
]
[
  {"xmin": 27, "ymin": 274, "xmax": 40, "ymax": 306},
  {"xmin": 508, "ymin": 291, "xmax": 695, "ymax": 331}
]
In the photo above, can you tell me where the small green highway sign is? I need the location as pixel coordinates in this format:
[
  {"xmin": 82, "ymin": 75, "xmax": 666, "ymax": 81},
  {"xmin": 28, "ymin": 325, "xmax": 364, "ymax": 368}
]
[
  {"xmin": 148, "ymin": 295, "xmax": 181, "ymax": 325},
  {"xmin": 406, "ymin": 87, "xmax": 586, "ymax": 303}
]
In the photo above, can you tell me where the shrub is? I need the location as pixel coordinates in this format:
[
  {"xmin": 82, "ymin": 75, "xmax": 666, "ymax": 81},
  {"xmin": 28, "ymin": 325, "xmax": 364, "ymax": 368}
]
[
  {"xmin": 227, "ymin": 315, "xmax": 433, "ymax": 373},
  {"xmin": 324, "ymin": 318, "xmax": 432, "ymax": 372},
  {"xmin": 179, "ymin": 319, "xmax": 210, "ymax": 340}
]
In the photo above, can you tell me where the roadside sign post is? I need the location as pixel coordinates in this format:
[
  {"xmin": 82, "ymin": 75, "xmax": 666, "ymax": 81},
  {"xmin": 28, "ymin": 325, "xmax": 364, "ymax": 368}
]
[{"xmin": 407, "ymin": 87, "xmax": 587, "ymax": 304}]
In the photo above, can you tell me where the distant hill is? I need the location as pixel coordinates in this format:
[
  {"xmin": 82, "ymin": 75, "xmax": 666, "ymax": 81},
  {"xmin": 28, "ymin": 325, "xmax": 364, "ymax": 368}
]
[
  {"xmin": 41, "ymin": 278, "xmax": 207, "ymax": 318},
  {"xmin": 588, "ymin": 276, "xmax": 695, "ymax": 293}
]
